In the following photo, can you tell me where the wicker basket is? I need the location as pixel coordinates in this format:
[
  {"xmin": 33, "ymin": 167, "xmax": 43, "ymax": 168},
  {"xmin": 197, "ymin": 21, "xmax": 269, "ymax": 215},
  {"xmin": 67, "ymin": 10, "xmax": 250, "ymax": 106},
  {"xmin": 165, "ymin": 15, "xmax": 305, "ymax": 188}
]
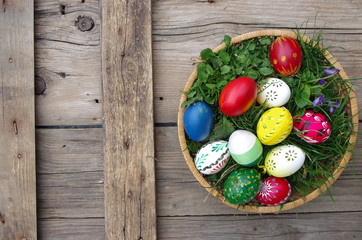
[{"xmin": 177, "ymin": 29, "xmax": 359, "ymax": 213}]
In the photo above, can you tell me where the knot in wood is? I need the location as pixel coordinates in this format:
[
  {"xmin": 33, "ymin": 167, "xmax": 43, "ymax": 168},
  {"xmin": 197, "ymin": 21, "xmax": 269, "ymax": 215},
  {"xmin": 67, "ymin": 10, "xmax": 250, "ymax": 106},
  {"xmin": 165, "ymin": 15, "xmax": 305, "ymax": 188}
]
[
  {"xmin": 35, "ymin": 76, "xmax": 47, "ymax": 95},
  {"xmin": 75, "ymin": 16, "xmax": 95, "ymax": 32}
]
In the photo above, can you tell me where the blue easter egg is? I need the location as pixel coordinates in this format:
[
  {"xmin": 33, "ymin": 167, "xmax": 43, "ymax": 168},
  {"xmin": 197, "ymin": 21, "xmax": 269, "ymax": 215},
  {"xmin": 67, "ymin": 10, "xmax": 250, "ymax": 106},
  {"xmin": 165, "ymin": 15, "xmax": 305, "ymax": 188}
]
[{"xmin": 183, "ymin": 101, "xmax": 214, "ymax": 142}]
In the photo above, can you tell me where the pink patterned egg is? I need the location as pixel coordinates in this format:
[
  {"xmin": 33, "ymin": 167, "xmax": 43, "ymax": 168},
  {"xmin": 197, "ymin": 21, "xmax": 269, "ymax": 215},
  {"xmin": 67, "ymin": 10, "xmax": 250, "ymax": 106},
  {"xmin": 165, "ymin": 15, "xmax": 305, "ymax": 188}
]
[
  {"xmin": 293, "ymin": 110, "xmax": 332, "ymax": 144},
  {"xmin": 256, "ymin": 177, "xmax": 291, "ymax": 206}
]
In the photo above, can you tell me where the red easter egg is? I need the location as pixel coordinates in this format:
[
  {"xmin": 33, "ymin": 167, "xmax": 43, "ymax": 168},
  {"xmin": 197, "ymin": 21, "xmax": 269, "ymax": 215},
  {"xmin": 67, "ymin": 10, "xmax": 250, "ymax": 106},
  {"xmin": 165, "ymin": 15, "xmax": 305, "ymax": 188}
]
[
  {"xmin": 218, "ymin": 77, "xmax": 257, "ymax": 117},
  {"xmin": 293, "ymin": 110, "xmax": 332, "ymax": 144},
  {"xmin": 256, "ymin": 177, "xmax": 291, "ymax": 206},
  {"xmin": 269, "ymin": 37, "xmax": 303, "ymax": 77}
]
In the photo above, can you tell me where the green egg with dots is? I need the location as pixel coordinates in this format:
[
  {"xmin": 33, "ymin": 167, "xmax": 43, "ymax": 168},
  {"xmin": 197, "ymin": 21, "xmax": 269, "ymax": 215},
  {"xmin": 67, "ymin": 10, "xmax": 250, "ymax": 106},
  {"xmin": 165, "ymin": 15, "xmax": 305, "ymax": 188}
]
[{"xmin": 223, "ymin": 168, "xmax": 261, "ymax": 204}]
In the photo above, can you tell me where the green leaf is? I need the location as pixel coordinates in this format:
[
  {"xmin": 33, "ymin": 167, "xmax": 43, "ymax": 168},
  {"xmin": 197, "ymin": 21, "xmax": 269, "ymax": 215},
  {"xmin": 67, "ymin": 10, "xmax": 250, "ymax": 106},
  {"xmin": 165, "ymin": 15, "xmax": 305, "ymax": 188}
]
[
  {"xmin": 295, "ymin": 84, "xmax": 311, "ymax": 108},
  {"xmin": 224, "ymin": 35, "xmax": 231, "ymax": 47},
  {"xmin": 221, "ymin": 65, "xmax": 231, "ymax": 75},
  {"xmin": 180, "ymin": 99, "xmax": 194, "ymax": 108},
  {"xmin": 258, "ymin": 67, "xmax": 274, "ymax": 76},
  {"xmin": 205, "ymin": 64, "xmax": 214, "ymax": 75},
  {"xmin": 205, "ymin": 83, "xmax": 216, "ymax": 90},
  {"xmin": 248, "ymin": 43, "xmax": 256, "ymax": 51},
  {"xmin": 187, "ymin": 91, "xmax": 196, "ymax": 98},
  {"xmin": 210, "ymin": 117, "xmax": 235, "ymax": 141},
  {"xmin": 200, "ymin": 48, "xmax": 215, "ymax": 61},
  {"xmin": 219, "ymin": 52, "xmax": 231, "ymax": 64},
  {"xmin": 244, "ymin": 69, "xmax": 259, "ymax": 79}
]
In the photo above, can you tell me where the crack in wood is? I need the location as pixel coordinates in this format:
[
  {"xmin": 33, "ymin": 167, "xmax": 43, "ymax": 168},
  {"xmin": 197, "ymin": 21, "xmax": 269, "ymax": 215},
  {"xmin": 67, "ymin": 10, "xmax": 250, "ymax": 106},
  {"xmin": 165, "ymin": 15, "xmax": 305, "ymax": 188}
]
[
  {"xmin": 13, "ymin": 121, "xmax": 18, "ymax": 135},
  {"xmin": 0, "ymin": 212, "xmax": 5, "ymax": 224},
  {"xmin": 2, "ymin": 0, "xmax": 5, "ymax": 13}
]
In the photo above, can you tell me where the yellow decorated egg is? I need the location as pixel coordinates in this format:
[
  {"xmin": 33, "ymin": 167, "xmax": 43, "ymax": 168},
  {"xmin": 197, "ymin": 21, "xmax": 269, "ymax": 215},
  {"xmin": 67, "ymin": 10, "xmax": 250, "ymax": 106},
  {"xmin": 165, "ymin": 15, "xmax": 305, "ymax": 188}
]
[{"xmin": 257, "ymin": 107, "xmax": 293, "ymax": 145}]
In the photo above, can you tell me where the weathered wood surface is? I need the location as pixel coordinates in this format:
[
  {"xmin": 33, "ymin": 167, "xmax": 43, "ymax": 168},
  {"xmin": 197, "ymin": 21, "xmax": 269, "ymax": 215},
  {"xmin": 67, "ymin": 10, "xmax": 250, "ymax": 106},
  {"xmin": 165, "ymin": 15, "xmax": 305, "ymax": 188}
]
[
  {"xmin": 101, "ymin": 0, "xmax": 156, "ymax": 239},
  {"xmin": 0, "ymin": 0, "xmax": 37, "ymax": 239},
  {"xmin": 35, "ymin": 0, "xmax": 102, "ymax": 126},
  {"xmin": 36, "ymin": 127, "xmax": 362, "ymax": 238},
  {"xmin": 32, "ymin": 0, "xmax": 362, "ymax": 239}
]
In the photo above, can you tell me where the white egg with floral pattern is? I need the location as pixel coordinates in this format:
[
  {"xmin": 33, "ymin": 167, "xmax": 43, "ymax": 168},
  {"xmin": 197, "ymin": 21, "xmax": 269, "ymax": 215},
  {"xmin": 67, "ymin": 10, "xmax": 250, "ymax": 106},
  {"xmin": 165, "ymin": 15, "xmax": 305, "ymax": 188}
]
[
  {"xmin": 194, "ymin": 140, "xmax": 230, "ymax": 175},
  {"xmin": 257, "ymin": 78, "xmax": 291, "ymax": 107},
  {"xmin": 264, "ymin": 145, "xmax": 306, "ymax": 177}
]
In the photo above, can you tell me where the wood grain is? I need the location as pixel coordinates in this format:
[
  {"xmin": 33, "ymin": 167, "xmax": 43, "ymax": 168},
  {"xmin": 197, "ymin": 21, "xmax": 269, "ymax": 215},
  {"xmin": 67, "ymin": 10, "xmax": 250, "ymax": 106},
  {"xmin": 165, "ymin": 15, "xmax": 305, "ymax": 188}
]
[
  {"xmin": 101, "ymin": 0, "xmax": 156, "ymax": 239},
  {"xmin": 38, "ymin": 218, "xmax": 105, "ymax": 240},
  {"xmin": 158, "ymin": 212, "xmax": 362, "ymax": 240},
  {"xmin": 35, "ymin": 0, "xmax": 102, "ymax": 126},
  {"xmin": 0, "ymin": 0, "xmax": 37, "ymax": 239}
]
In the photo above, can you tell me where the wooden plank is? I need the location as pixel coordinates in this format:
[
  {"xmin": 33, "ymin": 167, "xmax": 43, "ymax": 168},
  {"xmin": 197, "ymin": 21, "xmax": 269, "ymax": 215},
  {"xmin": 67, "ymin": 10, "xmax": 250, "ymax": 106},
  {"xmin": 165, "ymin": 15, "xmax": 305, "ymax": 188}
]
[
  {"xmin": 36, "ymin": 128, "xmax": 105, "ymax": 237},
  {"xmin": 0, "ymin": 0, "xmax": 37, "ymax": 239},
  {"xmin": 35, "ymin": 0, "xmax": 102, "ymax": 126},
  {"xmin": 101, "ymin": 0, "xmax": 156, "ymax": 239},
  {"xmin": 157, "ymin": 212, "xmax": 362, "ymax": 240},
  {"xmin": 38, "ymin": 218, "xmax": 105, "ymax": 240}
]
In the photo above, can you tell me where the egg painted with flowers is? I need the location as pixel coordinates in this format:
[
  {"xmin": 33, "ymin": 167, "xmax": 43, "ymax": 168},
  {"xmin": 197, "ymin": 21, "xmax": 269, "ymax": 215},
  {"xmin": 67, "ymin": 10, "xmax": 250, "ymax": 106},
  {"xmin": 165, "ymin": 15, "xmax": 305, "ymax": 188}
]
[
  {"xmin": 256, "ymin": 107, "xmax": 293, "ymax": 145},
  {"xmin": 257, "ymin": 78, "xmax": 291, "ymax": 107},
  {"xmin": 293, "ymin": 110, "xmax": 332, "ymax": 144},
  {"xmin": 265, "ymin": 145, "xmax": 306, "ymax": 177},
  {"xmin": 194, "ymin": 140, "xmax": 230, "ymax": 175},
  {"xmin": 269, "ymin": 36, "xmax": 303, "ymax": 77},
  {"xmin": 223, "ymin": 168, "xmax": 261, "ymax": 205},
  {"xmin": 256, "ymin": 177, "xmax": 292, "ymax": 206}
]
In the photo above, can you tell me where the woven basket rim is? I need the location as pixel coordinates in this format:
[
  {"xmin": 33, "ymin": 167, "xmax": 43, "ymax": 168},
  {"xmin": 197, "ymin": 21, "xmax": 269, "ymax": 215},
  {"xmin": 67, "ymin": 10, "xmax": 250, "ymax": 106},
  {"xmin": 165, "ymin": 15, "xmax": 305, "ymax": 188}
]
[{"xmin": 177, "ymin": 29, "xmax": 359, "ymax": 213}]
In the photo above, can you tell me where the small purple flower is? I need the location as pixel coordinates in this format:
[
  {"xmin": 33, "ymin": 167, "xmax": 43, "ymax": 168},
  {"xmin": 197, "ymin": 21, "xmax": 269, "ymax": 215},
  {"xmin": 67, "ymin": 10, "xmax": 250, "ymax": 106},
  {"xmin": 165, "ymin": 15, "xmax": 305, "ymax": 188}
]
[
  {"xmin": 329, "ymin": 101, "xmax": 341, "ymax": 113},
  {"xmin": 324, "ymin": 68, "xmax": 340, "ymax": 76},
  {"xmin": 318, "ymin": 78, "xmax": 325, "ymax": 85},
  {"xmin": 313, "ymin": 95, "xmax": 327, "ymax": 107}
]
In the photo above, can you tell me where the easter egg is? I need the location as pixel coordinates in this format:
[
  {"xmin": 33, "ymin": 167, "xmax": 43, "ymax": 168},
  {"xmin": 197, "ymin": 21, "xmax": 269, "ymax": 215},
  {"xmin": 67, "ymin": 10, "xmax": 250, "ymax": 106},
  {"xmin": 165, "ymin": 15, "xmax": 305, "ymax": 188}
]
[
  {"xmin": 219, "ymin": 77, "xmax": 257, "ymax": 117},
  {"xmin": 224, "ymin": 168, "xmax": 261, "ymax": 205},
  {"xmin": 256, "ymin": 107, "xmax": 293, "ymax": 145},
  {"xmin": 183, "ymin": 101, "xmax": 214, "ymax": 142},
  {"xmin": 257, "ymin": 78, "xmax": 291, "ymax": 107},
  {"xmin": 264, "ymin": 145, "xmax": 306, "ymax": 177},
  {"xmin": 256, "ymin": 177, "xmax": 292, "ymax": 206},
  {"xmin": 293, "ymin": 110, "xmax": 332, "ymax": 144},
  {"xmin": 194, "ymin": 140, "xmax": 230, "ymax": 175},
  {"xmin": 269, "ymin": 36, "xmax": 303, "ymax": 77},
  {"xmin": 228, "ymin": 130, "xmax": 263, "ymax": 167}
]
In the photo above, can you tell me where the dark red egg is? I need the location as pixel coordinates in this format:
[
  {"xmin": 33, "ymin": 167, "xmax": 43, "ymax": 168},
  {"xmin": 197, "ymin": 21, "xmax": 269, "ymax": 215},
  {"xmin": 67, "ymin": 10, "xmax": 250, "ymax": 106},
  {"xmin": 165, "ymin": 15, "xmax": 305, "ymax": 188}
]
[
  {"xmin": 293, "ymin": 110, "xmax": 332, "ymax": 144},
  {"xmin": 218, "ymin": 77, "xmax": 257, "ymax": 117},
  {"xmin": 256, "ymin": 176, "xmax": 291, "ymax": 206},
  {"xmin": 269, "ymin": 37, "xmax": 303, "ymax": 77}
]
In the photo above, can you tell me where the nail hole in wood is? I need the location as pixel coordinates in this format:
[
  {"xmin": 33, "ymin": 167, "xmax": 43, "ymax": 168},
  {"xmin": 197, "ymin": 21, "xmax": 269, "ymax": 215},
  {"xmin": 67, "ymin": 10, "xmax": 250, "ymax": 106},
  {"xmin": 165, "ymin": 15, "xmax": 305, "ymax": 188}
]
[
  {"xmin": 94, "ymin": 99, "xmax": 99, "ymax": 103},
  {"xmin": 59, "ymin": 72, "xmax": 66, "ymax": 78},
  {"xmin": 8, "ymin": 58, "xmax": 13, "ymax": 63},
  {"xmin": 159, "ymin": 97, "xmax": 164, "ymax": 101},
  {"xmin": 59, "ymin": 4, "xmax": 65, "ymax": 15}
]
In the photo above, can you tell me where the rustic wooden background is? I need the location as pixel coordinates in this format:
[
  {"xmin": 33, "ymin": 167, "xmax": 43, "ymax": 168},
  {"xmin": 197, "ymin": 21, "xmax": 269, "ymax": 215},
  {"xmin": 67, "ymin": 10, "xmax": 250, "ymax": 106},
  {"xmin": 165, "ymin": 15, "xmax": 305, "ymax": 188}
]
[{"xmin": 4, "ymin": 0, "xmax": 362, "ymax": 239}]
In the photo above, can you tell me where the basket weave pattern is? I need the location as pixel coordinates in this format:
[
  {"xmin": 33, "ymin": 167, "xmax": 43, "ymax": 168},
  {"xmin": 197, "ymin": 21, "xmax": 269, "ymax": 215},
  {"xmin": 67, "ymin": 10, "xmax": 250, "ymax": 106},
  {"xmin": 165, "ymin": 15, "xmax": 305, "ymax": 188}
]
[{"xmin": 177, "ymin": 30, "xmax": 359, "ymax": 213}]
